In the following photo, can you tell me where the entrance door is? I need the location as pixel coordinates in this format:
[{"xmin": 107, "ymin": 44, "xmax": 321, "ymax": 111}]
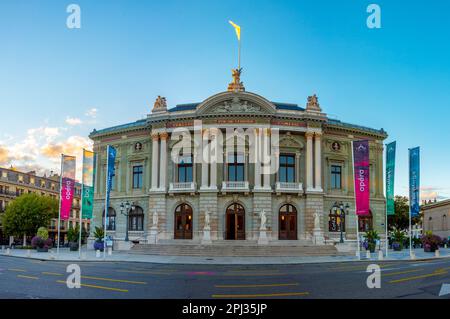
[
  {"xmin": 279, "ymin": 204, "xmax": 297, "ymax": 240},
  {"xmin": 226, "ymin": 203, "xmax": 245, "ymax": 240},
  {"xmin": 174, "ymin": 204, "xmax": 193, "ymax": 239}
]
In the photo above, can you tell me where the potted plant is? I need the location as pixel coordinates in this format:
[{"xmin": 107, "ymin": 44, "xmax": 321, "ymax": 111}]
[
  {"xmin": 31, "ymin": 227, "xmax": 52, "ymax": 252},
  {"xmin": 67, "ymin": 226, "xmax": 80, "ymax": 251},
  {"xmin": 421, "ymin": 231, "xmax": 441, "ymax": 252},
  {"xmin": 93, "ymin": 227, "xmax": 105, "ymax": 252},
  {"xmin": 364, "ymin": 230, "xmax": 380, "ymax": 253},
  {"xmin": 392, "ymin": 229, "xmax": 406, "ymax": 251}
]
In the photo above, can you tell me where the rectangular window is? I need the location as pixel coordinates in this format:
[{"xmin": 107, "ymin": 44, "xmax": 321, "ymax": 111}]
[
  {"xmin": 331, "ymin": 165, "xmax": 342, "ymax": 189},
  {"xmin": 177, "ymin": 155, "xmax": 193, "ymax": 183},
  {"xmin": 133, "ymin": 165, "xmax": 143, "ymax": 189},
  {"xmin": 279, "ymin": 154, "xmax": 295, "ymax": 183},
  {"xmin": 227, "ymin": 153, "xmax": 245, "ymax": 182}
]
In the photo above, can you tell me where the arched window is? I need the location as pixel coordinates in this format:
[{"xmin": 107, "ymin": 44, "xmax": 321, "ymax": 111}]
[
  {"xmin": 174, "ymin": 204, "xmax": 193, "ymax": 239},
  {"xmin": 358, "ymin": 211, "xmax": 373, "ymax": 232},
  {"xmin": 129, "ymin": 206, "xmax": 144, "ymax": 231},
  {"xmin": 102, "ymin": 207, "xmax": 116, "ymax": 231}
]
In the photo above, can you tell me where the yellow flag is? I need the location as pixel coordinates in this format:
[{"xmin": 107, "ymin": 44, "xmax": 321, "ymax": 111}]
[{"xmin": 229, "ymin": 20, "xmax": 241, "ymax": 41}]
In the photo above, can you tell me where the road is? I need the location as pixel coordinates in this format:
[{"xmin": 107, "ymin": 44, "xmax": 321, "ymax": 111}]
[{"xmin": 0, "ymin": 255, "xmax": 449, "ymax": 299}]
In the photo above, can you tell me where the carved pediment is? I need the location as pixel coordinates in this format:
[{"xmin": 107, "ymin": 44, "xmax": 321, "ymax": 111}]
[{"xmin": 212, "ymin": 96, "xmax": 261, "ymax": 113}]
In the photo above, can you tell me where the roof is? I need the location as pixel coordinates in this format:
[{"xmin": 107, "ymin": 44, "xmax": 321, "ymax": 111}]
[
  {"xmin": 421, "ymin": 199, "xmax": 450, "ymax": 211},
  {"xmin": 167, "ymin": 102, "xmax": 305, "ymax": 113},
  {"xmin": 90, "ymin": 119, "xmax": 147, "ymax": 136},
  {"xmin": 326, "ymin": 119, "xmax": 386, "ymax": 136}
]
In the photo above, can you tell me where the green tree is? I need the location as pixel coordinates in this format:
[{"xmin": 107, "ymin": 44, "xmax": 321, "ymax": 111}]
[
  {"xmin": 388, "ymin": 195, "xmax": 422, "ymax": 231},
  {"xmin": 1, "ymin": 193, "xmax": 58, "ymax": 241}
]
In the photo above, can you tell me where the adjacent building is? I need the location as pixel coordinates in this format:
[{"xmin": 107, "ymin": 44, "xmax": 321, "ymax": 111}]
[
  {"xmin": 0, "ymin": 166, "xmax": 90, "ymax": 245},
  {"xmin": 88, "ymin": 71, "xmax": 387, "ymax": 247},
  {"xmin": 421, "ymin": 199, "xmax": 450, "ymax": 239}
]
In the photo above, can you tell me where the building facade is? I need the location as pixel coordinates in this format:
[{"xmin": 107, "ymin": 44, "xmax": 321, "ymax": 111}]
[
  {"xmin": 421, "ymin": 199, "xmax": 450, "ymax": 239},
  {"xmin": 89, "ymin": 72, "xmax": 387, "ymax": 245},
  {"xmin": 0, "ymin": 166, "xmax": 89, "ymax": 245}
]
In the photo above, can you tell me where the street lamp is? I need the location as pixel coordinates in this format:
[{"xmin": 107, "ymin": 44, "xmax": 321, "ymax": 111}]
[
  {"xmin": 120, "ymin": 201, "xmax": 132, "ymax": 242},
  {"xmin": 334, "ymin": 201, "xmax": 350, "ymax": 244}
]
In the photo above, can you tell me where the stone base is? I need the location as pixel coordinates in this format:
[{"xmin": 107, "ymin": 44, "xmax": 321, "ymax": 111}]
[
  {"xmin": 258, "ymin": 230, "xmax": 269, "ymax": 245},
  {"xmin": 115, "ymin": 240, "xmax": 134, "ymax": 251},
  {"xmin": 148, "ymin": 227, "xmax": 158, "ymax": 244},
  {"xmin": 201, "ymin": 229, "xmax": 212, "ymax": 244},
  {"xmin": 312, "ymin": 229, "xmax": 324, "ymax": 245},
  {"xmin": 335, "ymin": 242, "xmax": 356, "ymax": 253}
]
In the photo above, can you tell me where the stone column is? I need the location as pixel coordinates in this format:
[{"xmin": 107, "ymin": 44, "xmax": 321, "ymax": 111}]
[
  {"xmin": 314, "ymin": 132, "xmax": 323, "ymax": 192},
  {"xmin": 305, "ymin": 131, "xmax": 314, "ymax": 191},
  {"xmin": 262, "ymin": 128, "xmax": 271, "ymax": 189},
  {"xmin": 159, "ymin": 132, "xmax": 168, "ymax": 191},
  {"xmin": 295, "ymin": 153, "xmax": 300, "ymax": 183},
  {"xmin": 210, "ymin": 129, "xmax": 218, "ymax": 189},
  {"xmin": 151, "ymin": 133, "xmax": 159, "ymax": 190},
  {"xmin": 200, "ymin": 130, "xmax": 209, "ymax": 189},
  {"xmin": 254, "ymin": 128, "xmax": 261, "ymax": 189}
]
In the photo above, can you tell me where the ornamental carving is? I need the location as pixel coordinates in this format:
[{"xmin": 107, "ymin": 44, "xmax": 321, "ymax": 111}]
[{"xmin": 213, "ymin": 96, "xmax": 261, "ymax": 113}]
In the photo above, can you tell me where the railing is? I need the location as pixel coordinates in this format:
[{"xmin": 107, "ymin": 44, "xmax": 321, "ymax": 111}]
[
  {"xmin": 0, "ymin": 190, "xmax": 17, "ymax": 197},
  {"xmin": 275, "ymin": 182, "xmax": 303, "ymax": 193},
  {"xmin": 169, "ymin": 182, "xmax": 196, "ymax": 193},
  {"xmin": 222, "ymin": 181, "xmax": 249, "ymax": 192}
]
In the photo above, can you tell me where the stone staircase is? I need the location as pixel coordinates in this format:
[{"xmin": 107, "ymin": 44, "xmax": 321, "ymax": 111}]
[{"xmin": 130, "ymin": 241, "xmax": 346, "ymax": 257}]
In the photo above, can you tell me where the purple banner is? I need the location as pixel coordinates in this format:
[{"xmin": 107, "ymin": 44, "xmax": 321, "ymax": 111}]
[
  {"xmin": 353, "ymin": 140, "xmax": 370, "ymax": 216},
  {"xmin": 60, "ymin": 155, "xmax": 76, "ymax": 221}
]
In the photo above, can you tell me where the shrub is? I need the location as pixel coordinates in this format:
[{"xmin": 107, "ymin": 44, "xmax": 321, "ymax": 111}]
[
  {"xmin": 93, "ymin": 227, "xmax": 104, "ymax": 242},
  {"xmin": 44, "ymin": 238, "xmax": 53, "ymax": 248},
  {"xmin": 67, "ymin": 226, "xmax": 80, "ymax": 243},
  {"xmin": 421, "ymin": 232, "xmax": 441, "ymax": 252},
  {"xmin": 37, "ymin": 227, "xmax": 49, "ymax": 240},
  {"xmin": 31, "ymin": 236, "xmax": 45, "ymax": 249}
]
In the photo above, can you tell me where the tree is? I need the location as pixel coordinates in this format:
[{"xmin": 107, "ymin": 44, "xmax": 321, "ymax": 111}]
[
  {"xmin": 388, "ymin": 195, "xmax": 422, "ymax": 231},
  {"xmin": 1, "ymin": 193, "xmax": 58, "ymax": 243}
]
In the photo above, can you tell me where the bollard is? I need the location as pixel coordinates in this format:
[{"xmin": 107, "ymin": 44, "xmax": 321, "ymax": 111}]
[
  {"xmin": 1, "ymin": 245, "xmax": 4, "ymax": 252},
  {"xmin": 81, "ymin": 252, "xmax": 87, "ymax": 260},
  {"xmin": 435, "ymin": 249, "xmax": 440, "ymax": 258},
  {"xmin": 445, "ymin": 244, "xmax": 448, "ymax": 249},
  {"xmin": 410, "ymin": 251, "xmax": 416, "ymax": 260},
  {"xmin": 378, "ymin": 250, "xmax": 384, "ymax": 260},
  {"xmin": 95, "ymin": 250, "xmax": 100, "ymax": 258},
  {"xmin": 26, "ymin": 249, "xmax": 31, "ymax": 257},
  {"xmin": 366, "ymin": 250, "xmax": 371, "ymax": 259},
  {"xmin": 49, "ymin": 250, "xmax": 55, "ymax": 260},
  {"xmin": 6, "ymin": 248, "xmax": 10, "ymax": 255},
  {"xmin": 107, "ymin": 247, "xmax": 112, "ymax": 256}
]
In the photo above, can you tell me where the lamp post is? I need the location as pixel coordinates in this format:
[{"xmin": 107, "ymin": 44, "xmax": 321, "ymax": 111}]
[
  {"xmin": 120, "ymin": 201, "xmax": 132, "ymax": 242},
  {"xmin": 335, "ymin": 202, "xmax": 350, "ymax": 244}
]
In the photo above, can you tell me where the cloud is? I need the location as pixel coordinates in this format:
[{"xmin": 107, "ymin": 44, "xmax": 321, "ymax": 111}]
[
  {"xmin": 420, "ymin": 186, "xmax": 450, "ymax": 201},
  {"xmin": 41, "ymin": 136, "xmax": 92, "ymax": 159},
  {"xmin": 85, "ymin": 108, "xmax": 98, "ymax": 118},
  {"xmin": 65, "ymin": 117, "xmax": 83, "ymax": 126},
  {"xmin": 0, "ymin": 145, "xmax": 11, "ymax": 165}
]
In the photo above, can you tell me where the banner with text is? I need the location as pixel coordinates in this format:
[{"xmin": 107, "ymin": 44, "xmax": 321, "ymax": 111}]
[
  {"xmin": 386, "ymin": 141, "xmax": 396, "ymax": 216},
  {"xmin": 409, "ymin": 147, "xmax": 420, "ymax": 218},
  {"xmin": 82, "ymin": 149, "xmax": 96, "ymax": 219},
  {"xmin": 105, "ymin": 145, "xmax": 116, "ymax": 228},
  {"xmin": 353, "ymin": 140, "xmax": 370, "ymax": 216},
  {"xmin": 59, "ymin": 155, "xmax": 76, "ymax": 221}
]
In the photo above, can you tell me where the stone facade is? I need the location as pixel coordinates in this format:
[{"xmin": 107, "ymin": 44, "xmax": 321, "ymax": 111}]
[
  {"xmin": 421, "ymin": 199, "xmax": 450, "ymax": 239},
  {"xmin": 89, "ymin": 80, "xmax": 387, "ymax": 246}
]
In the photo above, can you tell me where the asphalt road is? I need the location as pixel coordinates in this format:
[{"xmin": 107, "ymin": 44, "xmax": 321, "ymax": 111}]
[{"xmin": 0, "ymin": 255, "xmax": 449, "ymax": 299}]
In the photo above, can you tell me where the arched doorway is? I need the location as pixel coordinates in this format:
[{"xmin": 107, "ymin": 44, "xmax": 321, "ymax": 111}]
[
  {"xmin": 279, "ymin": 204, "xmax": 297, "ymax": 240},
  {"xmin": 174, "ymin": 204, "xmax": 193, "ymax": 239},
  {"xmin": 226, "ymin": 203, "xmax": 245, "ymax": 240}
]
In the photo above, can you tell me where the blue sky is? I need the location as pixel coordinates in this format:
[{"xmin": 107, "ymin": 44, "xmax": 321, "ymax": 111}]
[{"xmin": 0, "ymin": 0, "xmax": 449, "ymax": 199}]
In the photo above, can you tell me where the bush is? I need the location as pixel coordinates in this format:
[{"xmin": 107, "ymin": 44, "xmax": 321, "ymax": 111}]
[
  {"xmin": 44, "ymin": 238, "xmax": 53, "ymax": 248},
  {"xmin": 31, "ymin": 236, "xmax": 45, "ymax": 249},
  {"xmin": 421, "ymin": 231, "xmax": 441, "ymax": 252},
  {"xmin": 67, "ymin": 226, "xmax": 80, "ymax": 243},
  {"xmin": 37, "ymin": 227, "xmax": 49, "ymax": 240},
  {"xmin": 93, "ymin": 227, "xmax": 104, "ymax": 242}
]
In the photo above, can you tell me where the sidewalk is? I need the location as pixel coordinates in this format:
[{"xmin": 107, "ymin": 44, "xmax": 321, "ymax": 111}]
[{"xmin": 2, "ymin": 247, "xmax": 450, "ymax": 265}]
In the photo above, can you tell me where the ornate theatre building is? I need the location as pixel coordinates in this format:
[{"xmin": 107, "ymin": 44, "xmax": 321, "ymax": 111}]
[{"xmin": 89, "ymin": 71, "xmax": 387, "ymax": 247}]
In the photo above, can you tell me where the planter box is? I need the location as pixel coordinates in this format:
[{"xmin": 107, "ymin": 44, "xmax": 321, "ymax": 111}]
[
  {"xmin": 69, "ymin": 242, "xmax": 79, "ymax": 251},
  {"xmin": 36, "ymin": 247, "xmax": 48, "ymax": 253}
]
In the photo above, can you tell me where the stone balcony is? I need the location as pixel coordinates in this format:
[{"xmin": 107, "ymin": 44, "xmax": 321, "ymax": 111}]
[
  {"xmin": 168, "ymin": 182, "xmax": 196, "ymax": 194},
  {"xmin": 221, "ymin": 181, "xmax": 250, "ymax": 193},
  {"xmin": 275, "ymin": 182, "xmax": 303, "ymax": 195}
]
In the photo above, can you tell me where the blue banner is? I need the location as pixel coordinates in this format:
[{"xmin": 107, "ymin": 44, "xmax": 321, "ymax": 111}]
[
  {"xmin": 409, "ymin": 147, "xmax": 420, "ymax": 218},
  {"xmin": 386, "ymin": 141, "xmax": 396, "ymax": 216},
  {"xmin": 105, "ymin": 145, "xmax": 116, "ymax": 227}
]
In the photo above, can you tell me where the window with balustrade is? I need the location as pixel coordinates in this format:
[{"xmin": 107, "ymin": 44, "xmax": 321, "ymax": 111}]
[
  {"xmin": 330, "ymin": 165, "xmax": 342, "ymax": 189},
  {"xmin": 227, "ymin": 153, "xmax": 245, "ymax": 182},
  {"xmin": 133, "ymin": 165, "xmax": 143, "ymax": 189},
  {"xmin": 279, "ymin": 154, "xmax": 295, "ymax": 183},
  {"xmin": 177, "ymin": 155, "xmax": 193, "ymax": 183}
]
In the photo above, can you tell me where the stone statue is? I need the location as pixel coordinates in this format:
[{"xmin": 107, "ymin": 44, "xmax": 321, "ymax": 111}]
[
  {"xmin": 306, "ymin": 94, "xmax": 322, "ymax": 112},
  {"xmin": 227, "ymin": 68, "xmax": 245, "ymax": 92},
  {"xmin": 313, "ymin": 212, "xmax": 321, "ymax": 230},
  {"xmin": 204, "ymin": 211, "xmax": 210, "ymax": 230},
  {"xmin": 152, "ymin": 96, "xmax": 167, "ymax": 112},
  {"xmin": 259, "ymin": 209, "xmax": 267, "ymax": 231},
  {"xmin": 152, "ymin": 211, "xmax": 158, "ymax": 228}
]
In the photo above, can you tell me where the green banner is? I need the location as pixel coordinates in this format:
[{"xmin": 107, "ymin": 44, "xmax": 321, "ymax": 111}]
[
  {"xmin": 82, "ymin": 150, "xmax": 96, "ymax": 219},
  {"xmin": 386, "ymin": 141, "xmax": 396, "ymax": 216}
]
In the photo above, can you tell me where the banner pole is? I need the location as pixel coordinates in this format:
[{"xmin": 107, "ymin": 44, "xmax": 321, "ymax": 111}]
[
  {"xmin": 351, "ymin": 141, "xmax": 360, "ymax": 260},
  {"xmin": 57, "ymin": 154, "xmax": 64, "ymax": 256},
  {"xmin": 408, "ymin": 148, "xmax": 413, "ymax": 259},
  {"xmin": 78, "ymin": 150, "xmax": 85, "ymax": 259},
  {"xmin": 385, "ymin": 144, "xmax": 388, "ymax": 258},
  {"xmin": 103, "ymin": 146, "xmax": 109, "ymax": 260}
]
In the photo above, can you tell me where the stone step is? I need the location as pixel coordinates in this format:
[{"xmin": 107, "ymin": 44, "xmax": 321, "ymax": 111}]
[{"xmin": 130, "ymin": 243, "xmax": 343, "ymax": 257}]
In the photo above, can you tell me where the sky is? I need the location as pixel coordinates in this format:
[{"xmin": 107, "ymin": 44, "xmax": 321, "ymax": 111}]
[{"xmin": 0, "ymin": 0, "xmax": 449, "ymax": 200}]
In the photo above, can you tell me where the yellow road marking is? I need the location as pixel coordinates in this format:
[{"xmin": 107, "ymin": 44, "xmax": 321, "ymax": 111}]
[
  {"xmin": 331, "ymin": 263, "xmax": 402, "ymax": 271},
  {"xmin": 222, "ymin": 273, "xmax": 287, "ymax": 277},
  {"xmin": 56, "ymin": 280, "xmax": 128, "ymax": 292},
  {"xmin": 215, "ymin": 283, "xmax": 299, "ymax": 288},
  {"xmin": 389, "ymin": 269, "xmax": 447, "ymax": 284},
  {"xmin": 42, "ymin": 272, "xmax": 63, "ymax": 276},
  {"xmin": 9, "ymin": 268, "xmax": 27, "ymax": 272},
  {"xmin": 81, "ymin": 275, "xmax": 147, "ymax": 285},
  {"xmin": 226, "ymin": 269, "xmax": 280, "ymax": 273},
  {"xmin": 212, "ymin": 292, "xmax": 309, "ymax": 298},
  {"xmin": 382, "ymin": 269, "xmax": 425, "ymax": 277},
  {"xmin": 17, "ymin": 275, "xmax": 38, "ymax": 280},
  {"xmin": 116, "ymin": 270, "xmax": 172, "ymax": 275}
]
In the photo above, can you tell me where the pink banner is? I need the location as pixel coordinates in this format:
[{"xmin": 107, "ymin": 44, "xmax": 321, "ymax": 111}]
[
  {"xmin": 352, "ymin": 140, "xmax": 370, "ymax": 216},
  {"xmin": 60, "ymin": 155, "xmax": 76, "ymax": 220}
]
